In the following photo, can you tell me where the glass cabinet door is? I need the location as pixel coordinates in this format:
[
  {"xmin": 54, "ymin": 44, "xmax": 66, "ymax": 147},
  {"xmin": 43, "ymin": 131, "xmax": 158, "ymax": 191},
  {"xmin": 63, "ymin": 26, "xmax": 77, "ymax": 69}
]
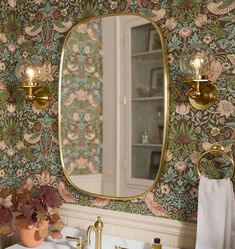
[{"xmin": 128, "ymin": 21, "xmax": 164, "ymax": 183}]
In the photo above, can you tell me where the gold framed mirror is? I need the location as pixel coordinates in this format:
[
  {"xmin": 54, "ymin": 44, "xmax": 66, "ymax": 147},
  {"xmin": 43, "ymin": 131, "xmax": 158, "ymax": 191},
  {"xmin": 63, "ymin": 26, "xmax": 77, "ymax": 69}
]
[{"xmin": 59, "ymin": 13, "xmax": 169, "ymax": 199}]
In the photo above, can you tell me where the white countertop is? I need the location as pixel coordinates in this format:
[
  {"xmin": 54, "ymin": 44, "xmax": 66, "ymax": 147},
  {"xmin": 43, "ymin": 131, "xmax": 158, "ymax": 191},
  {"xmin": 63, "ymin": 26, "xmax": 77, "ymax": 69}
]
[
  {"xmin": 6, "ymin": 227, "xmax": 179, "ymax": 249},
  {"xmin": 7, "ymin": 242, "xmax": 179, "ymax": 249}
]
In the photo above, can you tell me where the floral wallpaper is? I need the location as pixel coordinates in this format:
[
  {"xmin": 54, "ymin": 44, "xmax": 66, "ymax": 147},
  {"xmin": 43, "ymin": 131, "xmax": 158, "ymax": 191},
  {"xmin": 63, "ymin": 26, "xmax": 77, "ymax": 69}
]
[
  {"xmin": 0, "ymin": 0, "xmax": 234, "ymax": 222},
  {"xmin": 61, "ymin": 19, "xmax": 103, "ymax": 176}
]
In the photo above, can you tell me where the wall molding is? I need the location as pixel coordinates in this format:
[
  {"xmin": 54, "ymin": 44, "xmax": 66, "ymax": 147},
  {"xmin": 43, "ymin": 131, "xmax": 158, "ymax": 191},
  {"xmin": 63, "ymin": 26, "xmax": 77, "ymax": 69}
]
[{"xmin": 60, "ymin": 204, "xmax": 197, "ymax": 249}]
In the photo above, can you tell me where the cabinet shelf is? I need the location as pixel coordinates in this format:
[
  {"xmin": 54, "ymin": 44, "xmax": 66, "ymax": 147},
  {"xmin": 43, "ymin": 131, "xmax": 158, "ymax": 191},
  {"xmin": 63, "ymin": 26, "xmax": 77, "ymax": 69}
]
[
  {"xmin": 132, "ymin": 96, "xmax": 163, "ymax": 101},
  {"xmin": 132, "ymin": 143, "xmax": 162, "ymax": 147},
  {"xmin": 131, "ymin": 49, "xmax": 162, "ymax": 60}
]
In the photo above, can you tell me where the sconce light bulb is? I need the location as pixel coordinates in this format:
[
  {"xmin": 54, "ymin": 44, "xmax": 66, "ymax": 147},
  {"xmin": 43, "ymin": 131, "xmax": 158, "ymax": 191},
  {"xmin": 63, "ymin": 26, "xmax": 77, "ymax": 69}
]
[
  {"xmin": 191, "ymin": 56, "xmax": 204, "ymax": 77},
  {"xmin": 26, "ymin": 67, "xmax": 35, "ymax": 82},
  {"xmin": 180, "ymin": 44, "xmax": 215, "ymax": 81}
]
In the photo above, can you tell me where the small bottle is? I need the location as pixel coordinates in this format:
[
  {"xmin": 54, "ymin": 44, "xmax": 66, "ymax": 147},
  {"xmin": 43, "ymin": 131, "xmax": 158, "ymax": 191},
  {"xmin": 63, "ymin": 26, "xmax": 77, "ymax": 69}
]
[
  {"xmin": 152, "ymin": 238, "xmax": 162, "ymax": 249},
  {"xmin": 141, "ymin": 131, "xmax": 149, "ymax": 144}
]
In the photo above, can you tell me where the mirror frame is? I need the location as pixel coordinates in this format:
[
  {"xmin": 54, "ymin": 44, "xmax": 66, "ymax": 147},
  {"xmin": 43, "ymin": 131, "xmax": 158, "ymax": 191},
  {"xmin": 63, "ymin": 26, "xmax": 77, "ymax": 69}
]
[{"xmin": 58, "ymin": 12, "xmax": 169, "ymax": 200}]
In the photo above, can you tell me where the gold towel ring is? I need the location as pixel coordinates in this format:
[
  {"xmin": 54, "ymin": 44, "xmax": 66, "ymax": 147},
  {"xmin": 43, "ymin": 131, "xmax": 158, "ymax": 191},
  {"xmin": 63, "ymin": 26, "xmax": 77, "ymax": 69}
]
[{"xmin": 196, "ymin": 144, "xmax": 235, "ymax": 179}]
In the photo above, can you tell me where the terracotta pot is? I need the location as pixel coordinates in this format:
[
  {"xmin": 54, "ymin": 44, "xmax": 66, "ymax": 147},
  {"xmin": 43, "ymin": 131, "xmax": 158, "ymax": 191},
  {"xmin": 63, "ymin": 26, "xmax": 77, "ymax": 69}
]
[{"xmin": 16, "ymin": 217, "xmax": 49, "ymax": 248}]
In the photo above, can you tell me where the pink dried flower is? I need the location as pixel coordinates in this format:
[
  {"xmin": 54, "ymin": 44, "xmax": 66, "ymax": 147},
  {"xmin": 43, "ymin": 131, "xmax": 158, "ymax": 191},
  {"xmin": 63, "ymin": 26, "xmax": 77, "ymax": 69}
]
[{"xmin": 0, "ymin": 185, "xmax": 64, "ymax": 238}]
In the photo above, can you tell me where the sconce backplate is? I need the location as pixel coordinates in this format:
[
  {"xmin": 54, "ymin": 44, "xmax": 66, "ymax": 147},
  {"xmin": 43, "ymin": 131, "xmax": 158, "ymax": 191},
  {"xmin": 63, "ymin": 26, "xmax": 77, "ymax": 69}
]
[
  {"xmin": 33, "ymin": 87, "xmax": 52, "ymax": 109},
  {"xmin": 188, "ymin": 82, "xmax": 217, "ymax": 110}
]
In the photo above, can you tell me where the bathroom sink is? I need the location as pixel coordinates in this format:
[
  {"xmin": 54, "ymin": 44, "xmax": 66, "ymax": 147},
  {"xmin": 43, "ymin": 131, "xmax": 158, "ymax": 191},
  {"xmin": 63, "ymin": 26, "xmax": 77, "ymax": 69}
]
[
  {"xmin": 47, "ymin": 227, "xmax": 152, "ymax": 249},
  {"xmin": 7, "ymin": 226, "xmax": 177, "ymax": 249}
]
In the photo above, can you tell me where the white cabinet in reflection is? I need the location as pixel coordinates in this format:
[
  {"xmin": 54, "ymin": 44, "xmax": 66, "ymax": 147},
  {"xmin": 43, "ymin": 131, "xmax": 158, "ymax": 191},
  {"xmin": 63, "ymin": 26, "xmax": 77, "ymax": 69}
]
[
  {"xmin": 102, "ymin": 16, "xmax": 164, "ymax": 196},
  {"xmin": 123, "ymin": 17, "xmax": 164, "ymax": 196}
]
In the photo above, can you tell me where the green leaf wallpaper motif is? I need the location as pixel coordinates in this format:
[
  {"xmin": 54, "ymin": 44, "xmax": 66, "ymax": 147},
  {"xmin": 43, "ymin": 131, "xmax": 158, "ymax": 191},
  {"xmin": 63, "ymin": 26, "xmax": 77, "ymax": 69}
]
[{"xmin": 0, "ymin": 0, "xmax": 234, "ymax": 222}]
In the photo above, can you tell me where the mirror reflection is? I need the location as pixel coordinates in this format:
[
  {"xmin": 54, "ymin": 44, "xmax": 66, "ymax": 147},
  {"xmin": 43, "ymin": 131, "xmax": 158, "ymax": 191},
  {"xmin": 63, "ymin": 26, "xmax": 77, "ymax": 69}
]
[{"xmin": 59, "ymin": 14, "xmax": 167, "ymax": 197}]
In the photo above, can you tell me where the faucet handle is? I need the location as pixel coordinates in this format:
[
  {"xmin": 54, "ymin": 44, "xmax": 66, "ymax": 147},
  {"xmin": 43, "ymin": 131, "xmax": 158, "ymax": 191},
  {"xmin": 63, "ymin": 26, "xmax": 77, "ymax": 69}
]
[
  {"xmin": 66, "ymin": 236, "xmax": 83, "ymax": 249},
  {"xmin": 115, "ymin": 246, "xmax": 128, "ymax": 249},
  {"xmin": 94, "ymin": 216, "xmax": 103, "ymax": 229}
]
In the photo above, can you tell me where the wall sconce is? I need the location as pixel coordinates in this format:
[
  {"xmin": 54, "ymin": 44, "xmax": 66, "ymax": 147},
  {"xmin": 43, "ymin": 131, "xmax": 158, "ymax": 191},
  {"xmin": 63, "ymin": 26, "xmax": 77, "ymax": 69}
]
[
  {"xmin": 179, "ymin": 45, "xmax": 217, "ymax": 110},
  {"xmin": 15, "ymin": 59, "xmax": 51, "ymax": 109}
]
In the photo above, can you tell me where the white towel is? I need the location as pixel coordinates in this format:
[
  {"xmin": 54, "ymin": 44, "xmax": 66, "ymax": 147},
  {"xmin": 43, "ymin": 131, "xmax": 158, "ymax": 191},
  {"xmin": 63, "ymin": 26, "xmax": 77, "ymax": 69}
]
[{"xmin": 196, "ymin": 175, "xmax": 235, "ymax": 249}]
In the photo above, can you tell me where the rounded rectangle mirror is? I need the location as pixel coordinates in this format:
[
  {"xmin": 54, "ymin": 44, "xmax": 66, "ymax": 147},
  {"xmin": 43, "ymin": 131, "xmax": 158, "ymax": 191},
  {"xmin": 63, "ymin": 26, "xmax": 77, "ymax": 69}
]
[{"xmin": 59, "ymin": 13, "xmax": 169, "ymax": 199}]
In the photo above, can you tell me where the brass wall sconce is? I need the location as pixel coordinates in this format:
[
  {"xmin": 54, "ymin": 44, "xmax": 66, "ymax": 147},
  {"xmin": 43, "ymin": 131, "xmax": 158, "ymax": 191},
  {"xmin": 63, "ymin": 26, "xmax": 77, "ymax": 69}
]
[
  {"xmin": 15, "ymin": 59, "xmax": 51, "ymax": 109},
  {"xmin": 180, "ymin": 45, "xmax": 217, "ymax": 110}
]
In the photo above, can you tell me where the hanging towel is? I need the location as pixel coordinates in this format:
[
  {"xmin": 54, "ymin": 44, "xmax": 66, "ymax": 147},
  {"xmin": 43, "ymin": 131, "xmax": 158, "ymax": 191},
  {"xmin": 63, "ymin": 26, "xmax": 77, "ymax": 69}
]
[{"xmin": 195, "ymin": 175, "xmax": 235, "ymax": 249}]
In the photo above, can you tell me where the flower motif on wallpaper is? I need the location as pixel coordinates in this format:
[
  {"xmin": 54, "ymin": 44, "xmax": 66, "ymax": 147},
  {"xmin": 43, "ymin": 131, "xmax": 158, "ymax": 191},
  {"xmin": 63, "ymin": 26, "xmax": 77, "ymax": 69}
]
[
  {"xmin": 2, "ymin": 118, "xmax": 21, "ymax": 146},
  {"xmin": 189, "ymin": 151, "xmax": 201, "ymax": 164},
  {"xmin": 33, "ymin": 0, "xmax": 43, "ymax": 5},
  {"xmin": 216, "ymin": 100, "xmax": 235, "ymax": 119},
  {"xmin": 189, "ymin": 187, "xmax": 198, "ymax": 199},
  {"xmin": 36, "ymin": 170, "xmax": 56, "ymax": 186},
  {"xmin": 194, "ymin": 14, "xmax": 207, "ymax": 28},
  {"xmin": 110, "ymin": 1, "xmax": 118, "ymax": 10},
  {"xmin": 202, "ymin": 34, "xmax": 214, "ymax": 45},
  {"xmin": 211, "ymin": 127, "xmax": 220, "ymax": 136},
  {"xmin": 75, "ymin": 24, "xmax": 88, "ymax": 34},
  {"xmin": 163, "ymin": 17, "xmax": 177, "ymax": 30},
  {"xmin": 16, "ymin": 140, "xmax": 24, "ymax": 150},
  {"xmin": 169, "ymin": 122, "xmax": 197, "ymax": 157},
  {"xmin": 168, "ymin": 53, "xmax": 175, "ymax": 64},
  {"xmin": 8, "ymin": 0, "xmax": 17, "ymax": 8},
  {"xmin": 0, "ymin": 62, "xmax": 6, "ymax": 72},
  {"xmin": 16, "ymin": 169, "xmax": 23, "ymax": 177},
  {"xmin": 227, "ymin": 54, "xmax": 235, "ymax": 65},
  {"xmin": 175, "ymin": 102, "xmax": 190, "ymax": 117},
  {"xmin": 7, "ymin": 148, "xmax": 15, "ymax": 158},
  {"xmin": 164, "ymin": 149, "xmax": 173, "ymax": 162},
  {"xmin": 0, "ymin": 33, "xmax": 7, "ymax": 43},
  {"xmin": 160, "ymin": 184, "xmax": 171, "ymax": 195},
  {"xmin": 178, "ymin": 27, "xmax": 192, "ymax": 40},
  {"xmin": 8, "ymin": 44, "xmax": 16, "ymax": 53},
  {"xmin": 72, "ymin": 112, "xmax": 80, "ymax": 121},
  {"xmin": 37, "ymin": 61, "xmax": 57, "ymax": 82},
  {"xmin": 0, "ymin": 141, "xmax": 6, "ymax": 151},
  {"xmin": 0, "ymin": 80, "xmax": 5, "ymax": 90},
  {"xmin": 208, "ymin": 60, "xmax": 223, "ymax": 82},
  {"xmin": 7, "ymin": 103, "xmax": 16, "ymax": 113},
  {"xmin": 0, "ymin": 169, "xmax": 5, "ymax": 178},
  {"xmin": 77, "ymin": 88, "xmax": 88, "ymax": 101},
  {"xmin": 3, "ymin": 12, "xmax": 22, "ymax": 39},
  {"xmin": 174, "ymin": 160, "xmax": 187, "ymax": 173}
]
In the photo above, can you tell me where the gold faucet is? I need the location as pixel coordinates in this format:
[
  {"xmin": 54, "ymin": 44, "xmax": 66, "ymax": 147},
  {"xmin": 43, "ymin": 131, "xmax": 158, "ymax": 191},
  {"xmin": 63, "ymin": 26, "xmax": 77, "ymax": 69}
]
[{"xmin": 86, "ymin": 216, "xmax": 104, "ymax": 249}]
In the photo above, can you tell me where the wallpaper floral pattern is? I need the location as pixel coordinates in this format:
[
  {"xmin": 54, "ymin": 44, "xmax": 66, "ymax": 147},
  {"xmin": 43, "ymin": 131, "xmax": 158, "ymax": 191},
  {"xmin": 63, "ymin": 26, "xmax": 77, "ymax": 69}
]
[
  {"xmin": 0, "ymin": 0, "xmax": 234, "ymax": 222},
  {"xmin": 61, "ymin": 19, "xmax": 103, "ymax": 176}
]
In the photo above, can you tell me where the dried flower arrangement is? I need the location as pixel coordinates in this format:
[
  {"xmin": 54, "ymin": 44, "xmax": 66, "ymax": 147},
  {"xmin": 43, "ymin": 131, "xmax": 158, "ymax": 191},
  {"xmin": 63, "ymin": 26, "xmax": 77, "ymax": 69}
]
[{"xmin": 0, "ymin": 185, "xmax": 64, "ymax": 239}]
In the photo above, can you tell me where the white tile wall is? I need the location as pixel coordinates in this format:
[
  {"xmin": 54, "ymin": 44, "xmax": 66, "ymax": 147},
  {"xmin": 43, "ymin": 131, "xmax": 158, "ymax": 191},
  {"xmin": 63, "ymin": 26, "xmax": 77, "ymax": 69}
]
[{"xmin": 60, "ymin": 204, "xmax": 197, "ymax": 249}]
